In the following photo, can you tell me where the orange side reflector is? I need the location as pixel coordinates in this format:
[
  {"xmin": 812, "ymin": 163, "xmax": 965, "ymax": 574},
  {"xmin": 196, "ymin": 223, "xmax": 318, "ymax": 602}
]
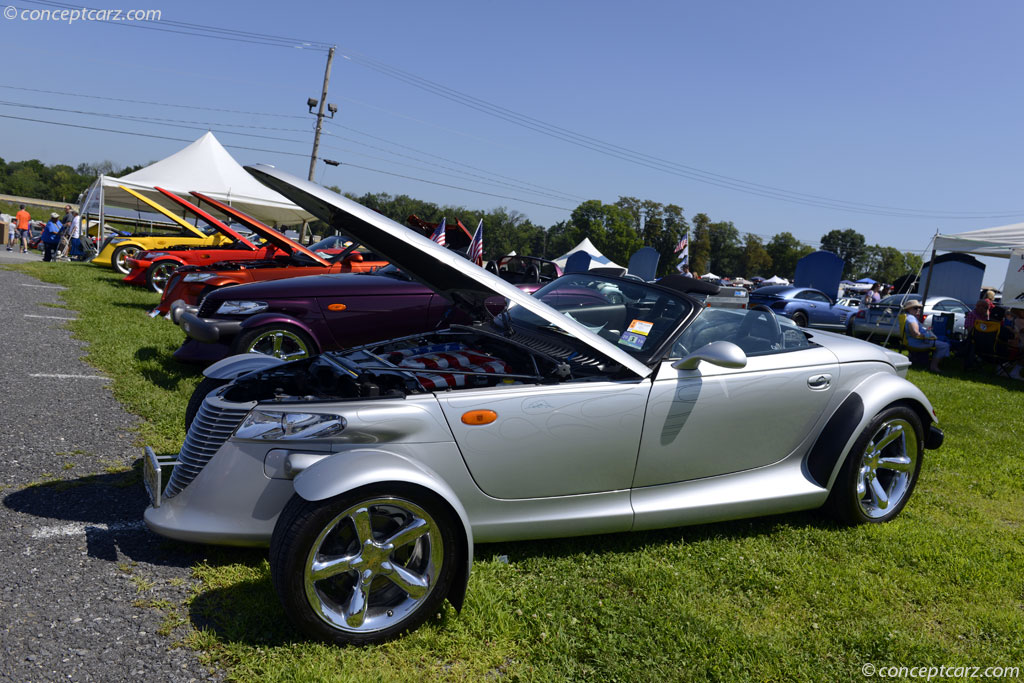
[
  {"xmin": 461, "ymin": 410, "xmax": 497, "ymax": 425},
  {"xmin": 327, "ymin": 303, "xmax": 348, "ymax": 311}
]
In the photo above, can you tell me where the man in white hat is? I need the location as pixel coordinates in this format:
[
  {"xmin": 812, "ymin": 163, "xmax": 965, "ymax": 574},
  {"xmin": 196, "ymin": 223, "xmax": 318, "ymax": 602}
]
[
  {"xmin": 902, "ymin": 299, "xmax": 949, "ymax": 372},
  {"xmin": 41, "ymin": 212, "xmax": 62, "ymax": 262}
]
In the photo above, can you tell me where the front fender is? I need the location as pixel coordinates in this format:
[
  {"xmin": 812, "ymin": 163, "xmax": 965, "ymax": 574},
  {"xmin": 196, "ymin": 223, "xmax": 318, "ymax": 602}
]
[
  {"xmin": 293, "ymin": 447, "xmax": 473, "ymax": 611},
  {"xmin": 816, "ymin": 371, "xmax": 938, "ymax": 490},
  {"xmin": 202, "ymin": 352, "xmax": 285, "ymax": 380},
  {"xmin": 152, "ymin": 256, "xmax": 187, "ymax": 268},
  {"xmin": 239, "ymin": 312, "xmax": 318, "ymax": 340}
]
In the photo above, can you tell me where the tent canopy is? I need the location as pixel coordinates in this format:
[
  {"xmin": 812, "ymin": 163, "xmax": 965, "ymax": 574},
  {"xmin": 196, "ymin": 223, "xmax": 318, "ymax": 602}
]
[
  {"xmin": 764, "ymin": 275, "xmax": 790, "ymax": 285},
  {"xmin": 934, "ymin": 221, "xmax": 1024, "ymax": 257},
  {"xmin": 80, "ymin": 132, "xmax": 313, "ymax": 226},
  {"xmin": 553, "ymin": 237, "xmax": 623, "ymax": 270}
]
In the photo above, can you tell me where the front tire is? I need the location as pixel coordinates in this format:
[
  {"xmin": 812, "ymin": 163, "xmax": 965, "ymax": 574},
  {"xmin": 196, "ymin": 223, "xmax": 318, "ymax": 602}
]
[
  {"xmin": 825, "ymin": 406, "xmax": 924, "ymax": 524},
  {"xmin": 146, "ymin": 260, "xmax": 181, "ymax": 293},
  {"xmin": 270, "ymin": 484, "xmax": 462, "ymax": 646},
  {"xmin": 112, "ymin": 244, "xmax": 141, "ymax": 275},
  {"xmin": 234, "ymin": 324, "xmax": 317, "ymax": 360}
]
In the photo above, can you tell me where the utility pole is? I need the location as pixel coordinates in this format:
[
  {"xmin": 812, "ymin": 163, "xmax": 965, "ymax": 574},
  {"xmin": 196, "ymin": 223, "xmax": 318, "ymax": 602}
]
[
  {"xmin": 301, "ymin": 45, "xmax": 336, "ymax": 243},
  {"xmin": 309, "ymin": 46, "xmax": 336, "ymax": 181}
]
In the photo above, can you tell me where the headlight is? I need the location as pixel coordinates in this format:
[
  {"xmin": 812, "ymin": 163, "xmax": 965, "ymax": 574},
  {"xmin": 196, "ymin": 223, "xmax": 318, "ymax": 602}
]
[
  {"xmin": 183, "ymin": 272, "xmax": 219, "ymax": 283},
  {"xmin": 215, "ymin": 300, "xmax": 268, "ymax": 315},
  {"xmin": 236, "ymin": 410, "xmax": 346, "ymax": 440},
  {"xmin": 146, "ymin": 252, "xmax": 169, "ymax": 258}
]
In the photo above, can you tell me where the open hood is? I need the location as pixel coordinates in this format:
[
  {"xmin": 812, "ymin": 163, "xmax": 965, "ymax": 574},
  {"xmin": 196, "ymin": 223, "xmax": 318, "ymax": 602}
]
[
  {"xmin": 190, "ymin": 191, "xmax": 332, "ymax": 267},
  {"xmin": 118, "ymin": 185, "xmax": 210, "ymax": 239},
  {"xmin": 245, "ymin": 164, "xmax": 651, "ymax": 379},
  {"xmin": 154, "ymin": 187, "xmax": 257, "ymax": 249}
]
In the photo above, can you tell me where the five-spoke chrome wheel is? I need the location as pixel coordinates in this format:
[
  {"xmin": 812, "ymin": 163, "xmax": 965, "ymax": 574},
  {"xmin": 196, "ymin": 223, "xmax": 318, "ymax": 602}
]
[
  {"xmin": 825, "ymin": 406, "xmax": 924, "ymax": 524},
  {"xmin": 855, "ymin": 418, "xmax": 917, "ymax": 519},
  {"xmin": 111, "ymin": 244, "xmax": 141, "ymax": 274},
  {"xmin": 147, "ymin": 260, "xmax": 179, "ymax": 293},
  {"xmin": 235, "ymin": 325, "xmax": 316, "ymax": 360},
  {"xmin": 271, "ymin": 485, "xmax": 461, "ymax": 645}
]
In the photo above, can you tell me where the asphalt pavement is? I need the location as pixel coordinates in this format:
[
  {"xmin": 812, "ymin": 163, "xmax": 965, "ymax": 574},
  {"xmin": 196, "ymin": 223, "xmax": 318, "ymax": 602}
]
[{"xmin": 0, "ymin": 254, "xmax": 224, "ymax": 682}]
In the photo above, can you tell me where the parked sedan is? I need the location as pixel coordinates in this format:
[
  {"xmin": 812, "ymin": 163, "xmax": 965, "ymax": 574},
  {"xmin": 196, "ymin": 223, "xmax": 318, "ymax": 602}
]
[
  {"xmin": 144, "ymin": 166, "xmax": 943, "ymax": 647},
  {"xmin": 848, "ymin": 294, "xmax": 970, "ymax": 342},
  {"xmin": 748, "ymin": 285, "xmax": 859, "ymax": 331}
]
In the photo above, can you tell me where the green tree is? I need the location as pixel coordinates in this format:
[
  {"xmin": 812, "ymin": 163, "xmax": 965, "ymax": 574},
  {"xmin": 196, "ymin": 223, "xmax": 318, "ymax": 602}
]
[
  {"xmin": 707, "ymin": 220, "xmax": 742, "ymax": 276},
  {"xmin": 690, "ymin": 213, "xmax": 712, "ymax": 275},
  {"xmin": 820, "ymin": 228, "xmax": 867, "ymax": 279},
  {"xmin": 765, "ymin": 232, "xmax": 814, "ymax": 280},
  {"xmin": 740, "ymin": 234, "xmax": 772, "ymax": 278},
  {"xmin": 615, "ymin": 197, "xmax": 688, "ymax": 275}
]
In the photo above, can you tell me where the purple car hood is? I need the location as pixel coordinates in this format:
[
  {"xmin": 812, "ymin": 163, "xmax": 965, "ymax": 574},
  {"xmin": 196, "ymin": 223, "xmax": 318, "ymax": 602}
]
[
  {"xmin": 246, "ymin": 164, "xmax": 651, "ymax": 379},
  {"xmin": 205, "ymin": 271, "xmax": 424, "ymax": 301}
]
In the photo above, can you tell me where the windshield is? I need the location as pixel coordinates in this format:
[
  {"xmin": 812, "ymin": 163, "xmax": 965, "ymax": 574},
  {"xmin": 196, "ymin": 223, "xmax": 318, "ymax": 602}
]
[{"xmin": 505, "ymin": 274, "xmax": 694, "ymax": 362}]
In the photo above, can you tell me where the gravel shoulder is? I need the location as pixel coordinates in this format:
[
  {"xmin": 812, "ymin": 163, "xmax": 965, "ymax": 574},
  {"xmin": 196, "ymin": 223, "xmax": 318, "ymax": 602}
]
[{"xmin": 0, "ymin": 260, "xmax": 224, "ymax": 682}]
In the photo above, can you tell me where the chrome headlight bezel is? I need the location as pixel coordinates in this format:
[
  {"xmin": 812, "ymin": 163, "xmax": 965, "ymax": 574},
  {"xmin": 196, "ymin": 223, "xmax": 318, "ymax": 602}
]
[
  {"xmin": 235, "ymin": 409, "xmax": 347, "ymax": 441},
  {"xmin": 183, "ymin": 272, "xmax": 220, "ymax": 283},
  {"xmin": 215, "ymin": 300, "xmax": 268, "ymax": 316}
]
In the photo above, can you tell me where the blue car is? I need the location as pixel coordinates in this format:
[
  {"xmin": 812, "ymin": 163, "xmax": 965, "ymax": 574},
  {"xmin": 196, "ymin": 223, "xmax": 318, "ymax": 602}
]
[{"xmin": 749, "ymin": 285, "xmax": 859, "ymax": 331}]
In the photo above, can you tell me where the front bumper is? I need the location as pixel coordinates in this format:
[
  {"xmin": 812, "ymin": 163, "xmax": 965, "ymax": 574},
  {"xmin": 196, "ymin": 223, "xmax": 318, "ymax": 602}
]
[
  {"xmin": 179, "ymin": 312, "xmax": 242, "ymax": 344},
  {"xmin": 168, "ymin": 300, "xmax": 199, "ymax": 325}
]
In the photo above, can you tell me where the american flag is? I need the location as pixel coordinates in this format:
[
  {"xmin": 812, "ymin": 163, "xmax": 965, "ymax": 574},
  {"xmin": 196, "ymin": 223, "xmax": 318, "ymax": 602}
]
[
  {"xmin": 675, "ymin": 234, "xmax": 690, "ymax": 272},
  {"xmin": 429, "ymin": 218, "xmax": 446, "ymax": 246},
  {"xmin": 468, "ymin": 219, "xmax": 484, "ymax": 266},
  {"xmin": 673, "ymin": 236, "xmax": 688, "ymax": 254}
]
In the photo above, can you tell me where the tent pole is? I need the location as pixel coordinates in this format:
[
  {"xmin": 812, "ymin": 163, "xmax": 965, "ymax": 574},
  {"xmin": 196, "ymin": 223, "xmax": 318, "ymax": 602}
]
[
  {"xmin": 921, "ymin": 246, "xmax": 936, "ymax": 303},
  {"xmin": 97, "ymin": 176, "xmax": 105, "ymax": 250}
]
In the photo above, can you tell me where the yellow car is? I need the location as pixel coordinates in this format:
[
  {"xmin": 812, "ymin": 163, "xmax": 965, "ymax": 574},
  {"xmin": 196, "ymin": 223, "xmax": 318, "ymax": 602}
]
[{"xmin": 92, "ymin": 185, "xmax": 240, "ymax": 274}]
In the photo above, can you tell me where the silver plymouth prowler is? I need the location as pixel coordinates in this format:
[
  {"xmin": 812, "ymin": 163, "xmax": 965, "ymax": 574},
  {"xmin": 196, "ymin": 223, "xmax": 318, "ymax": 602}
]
[{"xmin": 143, "ymin": 165, "xmax": 943, "ymax": 645}]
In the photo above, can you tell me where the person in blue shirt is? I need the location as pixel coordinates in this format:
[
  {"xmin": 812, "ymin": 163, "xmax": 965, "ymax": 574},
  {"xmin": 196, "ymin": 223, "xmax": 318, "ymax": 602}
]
[{"xmin": 42, "ymin": 212, "xmax": 62, "ymax": 262}]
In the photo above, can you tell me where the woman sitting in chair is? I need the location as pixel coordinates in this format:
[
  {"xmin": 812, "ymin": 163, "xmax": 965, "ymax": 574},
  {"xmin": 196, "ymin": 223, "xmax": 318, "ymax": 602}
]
[{"xmin": 902, "ymin": 299, "xmax": 950, "ymax": 373}]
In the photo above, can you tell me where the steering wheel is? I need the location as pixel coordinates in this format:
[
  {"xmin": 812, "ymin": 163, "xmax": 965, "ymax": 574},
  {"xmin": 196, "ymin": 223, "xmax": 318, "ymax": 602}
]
[
  {"xmin": 736, "ymin": 304, "xmax": 783, "ymax": 344},
  {"xmin": 526, "ymin": 263, "xmax": 541, "ymax": 283},
  {"xmin": 485, "ymin": 260, "xmax": 499, "ymax": 275}
]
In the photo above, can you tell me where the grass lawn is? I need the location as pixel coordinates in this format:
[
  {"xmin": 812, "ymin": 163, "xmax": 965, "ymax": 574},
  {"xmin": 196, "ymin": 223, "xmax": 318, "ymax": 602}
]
[{"xmin": 10, "ymin": 261, "xmax": 1024, "ymax": 682}]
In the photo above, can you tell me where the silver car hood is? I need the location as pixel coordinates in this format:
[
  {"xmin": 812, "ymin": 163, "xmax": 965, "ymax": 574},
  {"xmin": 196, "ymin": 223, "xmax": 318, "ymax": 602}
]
[{"xmin": 245, "ymin": 165, "xmax": 651, "ymax": 379}]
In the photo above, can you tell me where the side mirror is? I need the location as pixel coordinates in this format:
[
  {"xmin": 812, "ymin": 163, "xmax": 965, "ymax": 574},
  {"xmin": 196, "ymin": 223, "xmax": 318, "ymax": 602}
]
[
  {"xmin": 672, "ymin": 341, "xmax": 747, "ymax": 371},
  {"xmin": 345, "ymin": 252, "xmax": 364, "ymax": 263}
]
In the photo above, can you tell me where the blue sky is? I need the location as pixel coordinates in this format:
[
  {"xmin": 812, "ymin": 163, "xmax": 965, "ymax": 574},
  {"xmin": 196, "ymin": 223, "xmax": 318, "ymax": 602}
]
[{"xmin": 2, "ymin": 0, "xmax": 1021, "ymax": 284}]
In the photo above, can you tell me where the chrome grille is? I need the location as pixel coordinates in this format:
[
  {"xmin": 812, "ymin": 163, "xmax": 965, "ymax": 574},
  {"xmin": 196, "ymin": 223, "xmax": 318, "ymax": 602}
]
[{"xmin": 164, "ymin": 399, "xmax": 249, "ymax": 499}]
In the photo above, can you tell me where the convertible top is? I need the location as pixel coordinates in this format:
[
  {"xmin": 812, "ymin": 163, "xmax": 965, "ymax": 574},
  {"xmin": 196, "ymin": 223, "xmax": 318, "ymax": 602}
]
[{"xmin": 657, "ymin": 274, "xmax": 722, "ymax": 296}]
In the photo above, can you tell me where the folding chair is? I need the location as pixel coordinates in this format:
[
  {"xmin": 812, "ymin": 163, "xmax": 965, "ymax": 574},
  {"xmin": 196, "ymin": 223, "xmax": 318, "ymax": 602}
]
[{"xmin": 969, "ymin": 319, "xmax": 1016, "ymax": 376}]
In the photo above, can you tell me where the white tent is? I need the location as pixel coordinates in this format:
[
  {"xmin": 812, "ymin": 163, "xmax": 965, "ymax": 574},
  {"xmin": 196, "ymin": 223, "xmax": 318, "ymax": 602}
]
[
  {"xmin": 764, "ymin": 275, "xmax": 790, "ymax": 285},
  {"xmin": 934, "ymin": 222, "xmax": 1024, "ymax": 258},
  {"xmin": 701, "ymin": 272, "xmax": 720, "ymax": 280},
  {"xmin": 553, "ymin": 237, "xmax": 624, "ymax": 270},
  {"xmin": 79, "ymin": 132, "xmax": 313, "ymax": 226}
]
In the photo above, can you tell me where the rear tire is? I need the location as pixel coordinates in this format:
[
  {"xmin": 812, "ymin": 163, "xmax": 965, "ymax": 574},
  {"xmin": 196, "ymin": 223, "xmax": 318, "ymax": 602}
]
[
  {"xmin": 270, "ymin": 483, "xmax": 462, "ymax": 646},
  {"xmin": 792, "ymin": 311, "xmax": 809, "ymax": 327}
]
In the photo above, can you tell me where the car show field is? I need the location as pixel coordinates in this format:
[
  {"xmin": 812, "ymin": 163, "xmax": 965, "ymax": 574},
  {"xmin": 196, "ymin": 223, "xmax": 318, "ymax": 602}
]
[{"xmin": 2, "ymin": 236, "xmax": 1022, "ymax": 680}]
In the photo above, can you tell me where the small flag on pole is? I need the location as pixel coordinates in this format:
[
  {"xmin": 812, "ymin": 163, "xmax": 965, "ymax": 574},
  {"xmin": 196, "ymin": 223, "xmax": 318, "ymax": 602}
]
[
  {"xmin": 675, "ymin": 234, "xmax": 689, "ymax": 272},
  {"xmin": 469, "ymin": 219, "xmax": 484, "ymax": 266},
  {"xmin": 429, "ymin": 218, "xmax": 446, "ymax": 246},
  {"xmin": 673, "ymin": 236, "xmax": 688, "ymax": 254}
]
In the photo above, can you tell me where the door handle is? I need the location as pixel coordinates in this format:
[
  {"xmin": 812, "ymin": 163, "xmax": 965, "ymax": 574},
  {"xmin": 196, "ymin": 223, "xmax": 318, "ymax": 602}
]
[{"xmin": 807, "ymin": 374, "xmax": 831, "ymax": 390}]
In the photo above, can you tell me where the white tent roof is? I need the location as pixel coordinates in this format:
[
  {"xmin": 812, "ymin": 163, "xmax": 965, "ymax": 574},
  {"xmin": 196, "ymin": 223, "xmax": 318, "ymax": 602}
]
[
  {"xmin": 764, "ymin": 275, "xmax": 790, "ymax": 285},
  {"xmin": 80, "ymin": 132, "xmax": 313, "ymax": 225},
  {"xmin": 553, "ymin": 237, "xmax": 624, "ymax": 270},
  {"xmin": 701, "ymin": 272, "xmax": 720, "ymax": 280},
  {"xmin": 934, "ymin": 221, "xmax": 1024, "ymax": 257}
]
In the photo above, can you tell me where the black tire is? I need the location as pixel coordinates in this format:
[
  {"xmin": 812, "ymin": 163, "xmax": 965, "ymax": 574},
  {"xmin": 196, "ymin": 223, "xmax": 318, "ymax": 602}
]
[
  {"xmin": 270, "ymin": 483, "xmax": 462, "ymax": 646},
  {"xmin": 791, "ymin": 311, "xmax": 809, "ymax": 328},
  {"xmin": 184, "ymin": 376, "xmax": 229, "ymax": 430},
  {"xmin": 146, "ymin": 260, "xmax": 181, "ymax": 293},
  {"xmin": 234, "ymin": 324, "xmax": 317, "ymax": 361},
  {"xmin": 111, "ymin": 244, "xmax": 141, "ymax": 275},
  {"xmin": 825, "ymin": 406, "xmax": 924, "ymax": 524}
]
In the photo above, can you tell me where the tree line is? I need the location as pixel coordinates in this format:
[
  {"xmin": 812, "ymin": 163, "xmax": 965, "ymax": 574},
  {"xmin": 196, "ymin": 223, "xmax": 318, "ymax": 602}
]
[{"xmin": 1, "ymin": 157, "xmax": 922, "ymax": 283}]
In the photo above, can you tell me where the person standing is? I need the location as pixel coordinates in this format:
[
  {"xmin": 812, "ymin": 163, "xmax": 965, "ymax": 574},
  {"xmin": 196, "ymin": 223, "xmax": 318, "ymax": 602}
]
[
  {"xmin": 68, "ymin": 209, "xmax": 83, "ymax": 260},
  {"xmin": 868, "ymin": 283, "xmax": 882, "ymax": 303},
  {"xmin": 41, "ymin": 212, "xmax": 62, "ymax": 262},
  {"xmin": 15, "ymin": 204, "xmax": 31, "ymax": 254},
  {"xmin": 3, "ymin": 213, "xmax": 14, "ymax": 251}
]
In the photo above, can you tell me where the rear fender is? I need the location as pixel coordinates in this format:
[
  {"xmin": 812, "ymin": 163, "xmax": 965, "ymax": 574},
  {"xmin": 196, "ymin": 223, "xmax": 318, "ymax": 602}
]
[
  {"xmin": 817, "ymin": 372, "xmax": 937, "ymax": 490},
  {"xmin": 202, "ymin": 352, "xmax": 285, "ymax": 380},
  {"xmin": 293, "ymin": 448, "xmax": 473, "ymax": 611}
]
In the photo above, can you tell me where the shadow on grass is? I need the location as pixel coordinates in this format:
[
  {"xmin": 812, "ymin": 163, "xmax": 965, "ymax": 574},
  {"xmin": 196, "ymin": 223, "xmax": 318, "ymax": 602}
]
[
  {"xmin": 111, "ymin": 300, "xmax": 163, "ymax": 312},
  {"xmin": 135, "ymin": 346, "xmax": 202, "ymax": 390},
  {"xmin": 189, "ymin": 574, "xmax": 300, "ymax": 646}
]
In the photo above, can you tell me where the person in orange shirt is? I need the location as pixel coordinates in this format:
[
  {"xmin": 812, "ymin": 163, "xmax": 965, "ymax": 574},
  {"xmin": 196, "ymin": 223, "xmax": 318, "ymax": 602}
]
[{"xmin": 15, "ymin": 204, "xmax": 31, "ymax": 254}]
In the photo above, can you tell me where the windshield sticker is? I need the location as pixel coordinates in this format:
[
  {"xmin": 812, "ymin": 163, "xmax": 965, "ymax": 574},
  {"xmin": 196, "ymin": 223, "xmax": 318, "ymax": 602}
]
[
  {"xmin": 619, "ymin": 331, "xmax": 647, "ymax": 350},
  {"xmin": 627, "ymin": 319, "xmax": 653, "ymax": 336}
]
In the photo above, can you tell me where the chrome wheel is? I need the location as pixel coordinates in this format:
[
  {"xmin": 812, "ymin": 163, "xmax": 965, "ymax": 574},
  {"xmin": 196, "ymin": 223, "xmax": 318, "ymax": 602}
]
[
  {"xmin": 855, "ymin": 418, "xmax": 917, "ymax": 519},
  {"xmin": 242, "ymin": 328, "xmax": 313, "ymax": 360},
  {"xmin": 148, "ymin": 261, "xmax": 179, "ymax": 293},
  {"xmin": 303, "ymin": 497, "xmax": 444, "ymax": 634},
  {"xmin": 112, "ymin": 244, "xmax": 141, "ymax": 274}
]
